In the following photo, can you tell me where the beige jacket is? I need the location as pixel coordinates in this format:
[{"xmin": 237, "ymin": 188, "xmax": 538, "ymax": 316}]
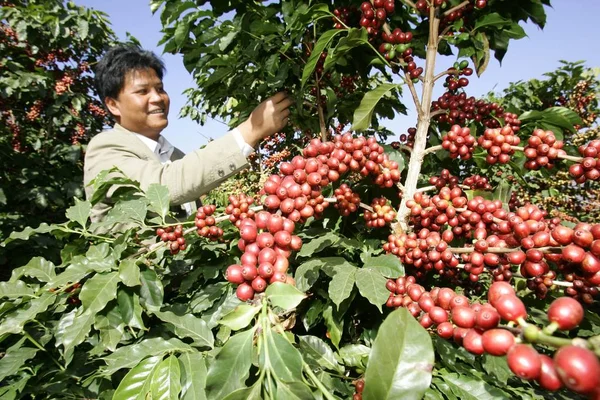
[{"xmin": 84, "ymin": 124, "xmax": 248, "ymax": 222}]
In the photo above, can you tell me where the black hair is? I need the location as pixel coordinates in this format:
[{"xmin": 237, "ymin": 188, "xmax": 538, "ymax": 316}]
[{"xmin": 94, "ymin": 44, "xmax": 166, "ymax": 104}]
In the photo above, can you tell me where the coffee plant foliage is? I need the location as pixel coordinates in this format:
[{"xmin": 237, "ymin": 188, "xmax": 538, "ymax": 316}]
[
  {"xmin": 0, "ymin": 0, "xmax": 117, "ymax": 272},
  {"xmin": 2, "ymin": 0, "xmax": 600, "ymax": 399}
]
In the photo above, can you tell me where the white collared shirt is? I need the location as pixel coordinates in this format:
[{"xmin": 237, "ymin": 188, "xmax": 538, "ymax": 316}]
[{"xmin": 134, "ymin": 128, "xmax": 254, "ymax": 216}]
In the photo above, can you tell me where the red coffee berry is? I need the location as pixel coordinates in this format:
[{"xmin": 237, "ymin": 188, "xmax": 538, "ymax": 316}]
[
  {"xmin": 507, "ymin": 344, "xmax": 541, "ymax": 381},
  {"xmin": 494, "ymin": 295, "xmax": 527, "ymax": 322},
  {"xmin": 481, "ymin": 329, "xmax": 515, "ymax": 356},
  {"xmin": 537, "ymin": 354, "xmax": 563, "ymax": 391},
  {"xmin": 547, "ymin": 297, "xmax": 584, "ymax": 330},
  {"xmin": 226, "ymin": 264, "xmax": 246, "ymax": 284},
  {"xmin": 236, "ymin": 282, "xmax": 255, "ymax": 301},
  {"xmin": 554, "ymin": 345, "xmax": 600, "ymax": 394}
]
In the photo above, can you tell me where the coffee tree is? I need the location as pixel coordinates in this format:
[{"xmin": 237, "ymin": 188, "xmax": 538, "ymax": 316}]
[
  {"xmin": 0, "ymin": 0, "xmax": 116, "ymax": 271},
  {"xmin": 1, "ymin": 0, "xmax": 600, "ymax": 399}
]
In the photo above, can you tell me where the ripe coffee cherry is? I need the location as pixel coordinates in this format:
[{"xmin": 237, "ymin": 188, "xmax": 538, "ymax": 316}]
[
  {"xmin": 241, "ymin": 265, "xmax": 258, "ymax": 281},
  {"xmin": 507, "ymin": 344, "xmax": 541, "ymax": 381},
  {"xmin": 451, "ymin": 306, "xmax": 476, "ymax": 328},
  {"xmin": 436, "ymin": 321, "xmax": 454, "ymax": 339},
  {"xmin": 494, "ymin": 295, "xmax": 527, "ymax": 322},
  {"xmin": 487, "ymin": 281, "xmax": 515, "ymax": 306},
  {"xmin": 547, "ymin": 297, "xmax": 584, "ymax": 330},
  {"xmin": 236, "ymin": 282, "xmax": 255, "ymax": 301},
  {"xmin": 226, "ymin": 264, "xmax": 245, "ymax": 284},
  {"xmin": 475, "ymin": 306, "xmax": 500, "ymax": 330},
  {"xmin": 463, "ymin": 329, "xmax": 484, "ymax": 355},
  {"xmin": 251, "ymin": 277, "xmax": 267, "ymax": 293},
  {"xmin": 481, "ymin": 329, "xmax": 515, "ymax": 356},
  {"xmin": 537, "ymin": 354, "xmax": 563, "ymax": 391},
  {"xmin": 554, "ymin": 345, "xmax": 600, "ymax": 394},
  {"xmin": 258, "ymin": 262, "xmax": 274, "ymax": 279}
]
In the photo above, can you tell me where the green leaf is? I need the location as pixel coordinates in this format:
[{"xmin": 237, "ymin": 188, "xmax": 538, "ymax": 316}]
[
  {"xmin": 139, "ymin": 268, "xmax": 164, "ymax": 311},
  {"xmin": 474, "ymin": 13, "xmax": 508, "ymax": 30},
  {"xmin": 103, "ymin": 337, "xmax": 193, "ymax": 376},
  {"xmin": 301, "ymin": 29, "xmax": 344, "ymax": 87},
  {"xmin": 362, "ymin": 308, "xmax": 434, "ymax": 400},
  {"xmin": 262, "ymin": 329, "xmax": 303, "ymax": 383},
  {"xmin": 79, "ymin": 271, "xmax": 120, "ymax": 311},
  {"xmin": 65, "ymin": 198, "xmax": 91, "ymax": 228},
  {"xmin": 298, "ymin": 335, "xmax": 343, "ymax": 374},
  {"xmin": 218, "ymin": 304, "xmax": 261, "ymax": 331},
  {"xmin": 119, "ymin": 259, "xmax": 141, "ymax": 287},
  {"xmin": 106, "ymin": 199, "xmax": 148, "ymax": 225},
  {"xmin": 112, "ymin": 356, "xmax": 163, "ymax": 400},
  {"xmin": 205, "ymin": 329, "xmax": 255, "ymax": 399},
  {"xmin": 0, "ymin": 280, "xmax": 35, "ymax": 299},
  {"xmin": 339, "ymin": 344, "xmax": 370, "ymax": 369},
  {"xmin": 77, "ymin": 18, "xmax": 89, "ymax": 39},
  {"xmin": 117, "ymin": 290, "xmax": 146, "ymax": 330},
  {"xmin": 0, "ymin": 343, "xmax": 38, "ymax": 382},
  {"xmin": 146, "ymin": 183, "xmax": 170, "ymax": 221},
  {"xmin": 221, "ymin": 382, "xmax": 263, "ymax": 400},
  {"xmin": 295, "ymin": 259, "xmax": 324, "ymax": 292},
  {"xmin": 328, "ymin": 266, "xmax": 356, "ymax": 307},
  {"xmin": 10, "ymin": 257, "xmax": 56, "ymax": 283},
  {"xmin": 95, "ymin": 307, "xmax": 125, "ymax": 352},
  {"xmin": 179, "ymin": 352, "xmax": 207, "ymax": 400},
  {"xmin": 151, "ymin": 355, "xmax": 182, "ymax": 400},
  {"xmin": 0, "ymin": 293, "xmax": 55, "ymax": 336},
  {"xmin": 362, "ymin": 254, "xmax": 404, "ymax": 278},
  {"xmin": 266, "ymin": 282, "xmax": 306, "ymax": 310},
  {"xmin": 481, "ymin": 354, "xmax": 511, "ymax": 385},
  {"xmin": 298, "ymin": 232, "xmax": 341, "ymax": 257},
  {"xmin": 441, "ymin": 372, "xmax": 510, "ymax": 400},
  {"xmin": 322, "ymin": 304, "xmax": 344, "ymax": 349},
  {"xmin": 275, "ymin": 381, "xmax": 315, "ymax": 400},
  {"xmin": 154, "ymin": 310, "xmax": 214, "ymax": 349},
  {"xmin": 352, "ymin": 83, "xmax": 399, "ymax": 131},
  {"xmin": 355, "ymin": 268, "xmax": 389, "ymax": 312}
]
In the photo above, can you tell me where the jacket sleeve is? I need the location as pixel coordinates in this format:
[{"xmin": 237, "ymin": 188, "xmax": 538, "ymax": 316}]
[{"xmin": 84, "ymin": 131, "xmax": 249, "ymax": 205}]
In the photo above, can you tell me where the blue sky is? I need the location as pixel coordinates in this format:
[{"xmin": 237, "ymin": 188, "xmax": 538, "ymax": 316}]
[{"xmin": 75, "ymin": 1, "xmax": 600, "ymax": 154}]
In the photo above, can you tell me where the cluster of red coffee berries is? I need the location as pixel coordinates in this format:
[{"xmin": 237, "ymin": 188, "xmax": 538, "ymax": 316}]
[
  {"xmin": 88, "ymin": 102, "xmax": 107, "ymax": 118},
  {"xmin": 332, "ymin": 5, "xmax": 358, "ymax": 29},
  {"xmin": 385, "ymin": 279, "xmax": 599, "ymax": 395},
  {"xmin": 477, "ymin": 125, "xmax": 520, "ymax": 164},
  {"xmin": 428, "ymin": 169, "xmax": 460, "ymax": 189},
  {"xmin": 359, "ymin": 1, "xmax": 394, "ymax": 37},
  {"xmin": 227, "ymin": 213, "xmax": 301, "ymax": 300},
  {"xmin": 71, "ymin": 123, "xmax": 86, "ymax": 145},
  {"xmin": 364, "ymin": 197, "xmax": 396, "ymax": 228},
  {"xmin": 568, "ymin": 139, "xmax": 600, "ymax": 183},
  {"xmin": 391, "ymin": 127, "xmax": 416, "ymax": 149},
  {"xmin": 25, "ymin": 100, "xmax": 43, "ymax": 121},
  {"xmin": 441, "ymin": 124, "xmax": 475, "ymax": 159},
  {"xmin": 432, "ymin": 92, "xmax": 522, "ymax": 130},
  {"xmin": 156, "ymin": 225, "xmax": 186, "ymax": 255},
  {"xmin": 225, "ymin": 194, "xmax": 256, "ymax": 226},
  {"xmin": 334, "ymin": 183, "xmax": 361, "ymax": 217},
  {"xmin": 352, "ymin": 379, "xmax": 365, "ymax": 400},
  {"xmin": 523, "ymin": 128, "xmax": 566, "ymax": 170},
  {"xmin": 462, "ymin": 174, "xmax": 492, "ymax": 190},
  {"xmin": 54, "ymin": 74, "xmax": 74, "ymax": 95},
  {"xmin": 195, "ymin": 205, "xmax": 223, "ymax": 240}
]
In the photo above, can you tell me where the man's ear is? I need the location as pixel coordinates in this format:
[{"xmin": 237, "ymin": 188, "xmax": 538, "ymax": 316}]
[{"xmin": 105, "ymin": 97, "xmax": 121, "ymax": 118}]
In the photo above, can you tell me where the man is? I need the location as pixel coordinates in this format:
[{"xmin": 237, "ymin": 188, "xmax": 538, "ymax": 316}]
[{"xmin": 84, "ymin": 45, "xmax": 292, "ymax": 222}]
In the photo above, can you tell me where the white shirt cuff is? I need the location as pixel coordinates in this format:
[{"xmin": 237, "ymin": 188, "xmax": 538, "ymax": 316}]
[{"xmin": 231, "ymin": 127, "xmax": 255, "ymax": 158}]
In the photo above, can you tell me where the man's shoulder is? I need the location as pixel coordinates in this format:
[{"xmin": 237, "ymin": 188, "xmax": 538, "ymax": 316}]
[{"xmin": 88, "ymin": 125, "xmax": 137, "ymax": 148}]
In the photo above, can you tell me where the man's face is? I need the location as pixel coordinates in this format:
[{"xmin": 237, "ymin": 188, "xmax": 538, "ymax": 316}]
[{"xmin": 106, "ymin": 68, "xmax": 170, "ymax": 139}]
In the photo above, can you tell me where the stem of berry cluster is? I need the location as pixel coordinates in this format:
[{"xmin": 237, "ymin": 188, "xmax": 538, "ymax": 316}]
[
  {"xmin": 510, "ymin": 145, "xmax": 584, "ymax": 163},
  {"xmin": 397, "ymin": 6, "xmax": 440, "ymax": 232}
]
